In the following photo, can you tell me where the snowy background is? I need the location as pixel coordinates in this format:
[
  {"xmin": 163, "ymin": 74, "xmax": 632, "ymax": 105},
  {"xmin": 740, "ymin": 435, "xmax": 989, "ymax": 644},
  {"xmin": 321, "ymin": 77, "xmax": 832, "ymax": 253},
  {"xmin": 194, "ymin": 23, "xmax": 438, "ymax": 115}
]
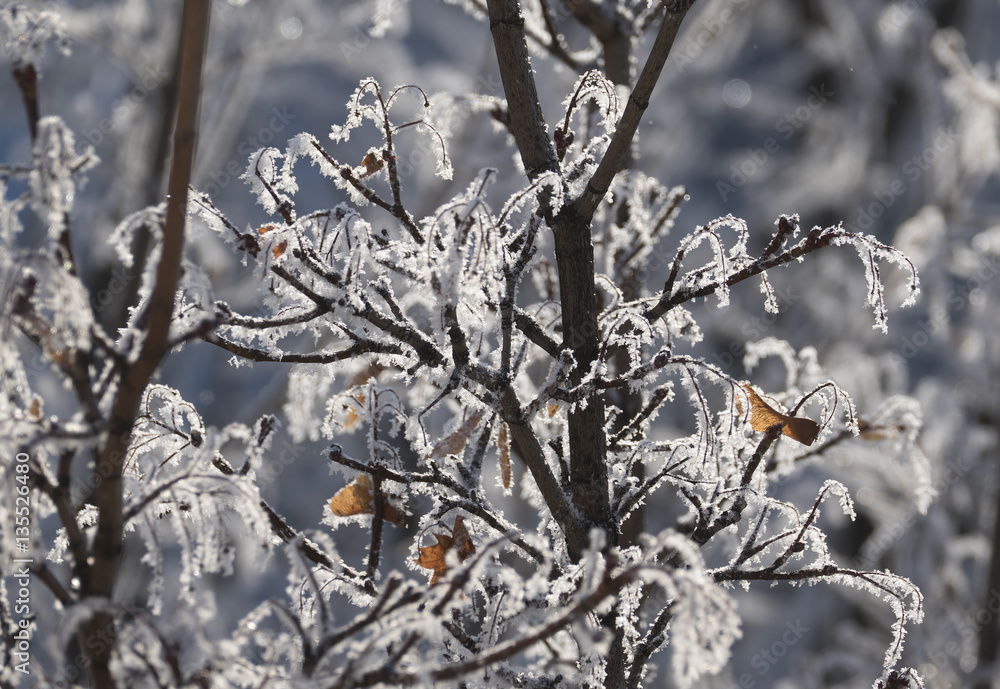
[{"xmin": 3, "ymin": 0, "xmax": 1000, "ymax": 686}]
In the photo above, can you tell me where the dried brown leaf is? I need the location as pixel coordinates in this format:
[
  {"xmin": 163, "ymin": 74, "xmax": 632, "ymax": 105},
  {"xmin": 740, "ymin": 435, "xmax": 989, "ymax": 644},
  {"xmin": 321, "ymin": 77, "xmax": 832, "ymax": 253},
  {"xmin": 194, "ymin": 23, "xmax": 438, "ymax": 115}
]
[
  {"xmin": 429, "ymin": 409, "xmax": 486, "ymax": 459},
  {"xmin": 452, "ymin": 515, "xmax": 475, "ymax": 561},
  {"xmin": 498, "ymin": 422, "xmax": 511, "ymax": 489},
  {"xmin": 343, "ymin": 391, "xmax": 366, "ymax": 430},
  {"xmin": 328, "ymin": 474, "xmax": 406, "ymax": 527},
  {"xmin": 346, "ymin": 362, "xmax": 386, "ymax": 389},
  {"xmin": 359, "ymin": 151, "xmax": 383, "ymax": 178},
  {"xmin": 416, "ymin": 533, "xmax": 453, "ymax": 584},
  {"xmin": 741, "ymin": 384, "xmax": 820, "ymax": 446},
  {"xmin": 27, "ymin": 395, "xmax": 43, "ymax": 421},
  {"xmin": 328, "ymin": 474, "xmax": 373, "ymax": 518},
  {"xmin": 416, "ymin": 516, "xmax": 475, "ymax": 583}
]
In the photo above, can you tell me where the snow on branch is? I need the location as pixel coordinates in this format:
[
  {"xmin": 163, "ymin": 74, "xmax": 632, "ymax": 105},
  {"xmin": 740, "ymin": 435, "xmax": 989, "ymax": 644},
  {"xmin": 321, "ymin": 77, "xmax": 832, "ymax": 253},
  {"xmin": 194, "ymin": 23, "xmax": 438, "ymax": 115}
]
[{"xmin": 643, "ymin": 215, "xmax": 920, "ymax": 333}]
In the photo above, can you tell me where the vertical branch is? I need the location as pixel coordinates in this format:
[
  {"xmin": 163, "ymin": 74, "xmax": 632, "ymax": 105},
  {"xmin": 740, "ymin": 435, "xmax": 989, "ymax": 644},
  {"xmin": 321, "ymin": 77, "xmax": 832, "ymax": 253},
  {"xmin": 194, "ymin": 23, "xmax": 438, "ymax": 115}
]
[
  {"xmin": 572, "ymin": 3, "xmax": 694, "ymax": 224},
  {"xmin": 367, "ymin": 475, "xmax": 387, "ymax": 583},
  {"xmin": 79, "ymin": 2, "xmax": 210, "ymax": 687},
  {"xmin": 12, "ymin": 63, "xmax": 39, "ymax": 143},
  {"xmin": 974, "ymin": 461, "xmax": 1000, "ymax": 689},
  {"xmin": 549, "ymin": 202, "xmax": 612, "ymax": 548},
  {"xmin": 564, "ymin": 1, "xmax": 631, "ymax": 86},
  {"xmin": 487, "ymin": 0, "xmax": 603, "ymax": 562},
  {"xmin": 486, "ymin": 0, "xmax": 559, "ymax": 179}
]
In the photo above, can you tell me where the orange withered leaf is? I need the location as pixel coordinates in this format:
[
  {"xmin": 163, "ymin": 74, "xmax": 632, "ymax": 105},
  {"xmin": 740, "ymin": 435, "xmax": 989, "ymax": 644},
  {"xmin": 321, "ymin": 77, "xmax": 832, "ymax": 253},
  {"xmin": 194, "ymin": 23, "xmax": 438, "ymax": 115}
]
[
  {"xmin": 258, "ymin": 223, "xmax": 277, "ymax": 235},
  {"xmin": 27, "ymin": 395, "xmax": 43, "ymax": 421},
  {"xmin": 452, "ymin": 515, "xmax": 475, "ymax": 561},
  {"xmin": 328, "ymin": 474, "xmax": 372, "ymax": 518},
  {"xmin": 272, "ymin": 241, "xmax": 288, "ymax": 259},
  {"xmin": 741, "ymin": 384, "xmax": 820, "ymax": 446},
  {"xmin": 359, "ymin": 151, "xmax": 383, "ymax": 178},
  {"xmin": 328, "ymin": 474, "xmax": 406, "ymax": 527},
  {"xmin": 429, "ymin": 409, "xmax": 486, "ymax": 459},
  {"xmin": 416, "ymin": 533, "xmax": 453, "ymax": 583},
  {"xmin": 343, "ymin": 391, "xmax": 367, "ymax": 430},
  {"xmin": 416, "ymin": 516, "xmax": 475, "ymax": 583},
  {"xmin": 381, "ymin": 501, "xmax": 407, "ymax": 528},
  {"xmin": 498, "ymin": 422, "xmax": 511, "ymax": 489},
  {"xmin": 344, "ymin": 406, "xmax": 360, "ymax": 429}
]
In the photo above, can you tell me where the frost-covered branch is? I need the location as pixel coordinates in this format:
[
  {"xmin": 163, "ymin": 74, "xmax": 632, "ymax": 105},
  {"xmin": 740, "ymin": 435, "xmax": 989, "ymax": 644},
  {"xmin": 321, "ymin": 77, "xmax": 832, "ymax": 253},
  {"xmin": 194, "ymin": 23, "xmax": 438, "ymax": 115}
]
[
  {"xmin": 572, "ymin": 3, "xmax": 694, "ymax": 223},
  {"xmin": 486, "ymin": 0, "xmax": 559, "ymax": 180},
  {"xmin": 353, "ymin": 559, "xmax": 633, "ymax": 687},
  {"xmin": 643, "ymin": 216, "xmax": 920, "ymax": 333}
]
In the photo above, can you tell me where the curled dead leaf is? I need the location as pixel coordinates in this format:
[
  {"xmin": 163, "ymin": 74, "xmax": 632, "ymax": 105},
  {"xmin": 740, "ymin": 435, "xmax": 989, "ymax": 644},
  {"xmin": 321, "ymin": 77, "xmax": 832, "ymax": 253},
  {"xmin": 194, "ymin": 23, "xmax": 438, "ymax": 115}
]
[
  {"xmin": 416, "ymin": 533, "xmax": 452, "ymax": 584},
  {"xmin": 272, "ymin": 240, "xmax": 288, "ymax": 260},
  {"xmin": 359, "ymin": 151, "xmax": 383, "ymax": 178},
  {"xmin": 452, "ymin": 515, "xmax": 474, "ymax": 560},
  {"xmin": 346, "ymin": 362, "xmax": 386, "ymax": 389},
  {"xmin": 498, "ymin": 423, "xmax": 511, "ymax": 489},
  {"xmin": 416, "ymin": 515, "xmax": 475, "ymax": 583},
  {"xmin": 344, "ymin": 406, "xmax": 360, "ymax": 429},
  {"xmin": 343, "ymin": 391, "xmax": 367, "ymax": 430},
  {"xmin": 46, "ymin": 346, "xmax": 71, "ymax": 368},
  {"xmin": 429, "ymin": 409, "xmax": 486, "ymax": 459},
  {"xmin": 740, "ymin": 384, "xmax": 820, "ymax": 446},
  {"xmin": 328, "ymin": 473, "xmax": 406, "ymax": 527},
  {"xmin": 27, "ymin": 395, "xmax": 43, "ymax": 421}
]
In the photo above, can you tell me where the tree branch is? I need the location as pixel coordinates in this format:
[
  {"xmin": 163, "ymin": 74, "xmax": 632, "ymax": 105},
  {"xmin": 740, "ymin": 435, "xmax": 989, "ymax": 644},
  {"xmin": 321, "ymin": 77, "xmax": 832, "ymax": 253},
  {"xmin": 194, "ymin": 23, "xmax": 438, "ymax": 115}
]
[
  {"xmin": 354, "ymin": 561, "xmax": 633, "ymax": 686},
  {"xmin": 643, "ymin": 220, "xmax": 838, "ymax": 322},
  {"xmin": 465, "ymin": 364, "xmax": 589, "ymax": 559},
  {"xmin": 486, "ymin": 0, "xmax": 559, "ymax": 179},
  {"xmin": 81, "ymin": 3, "xmax": 210, "ymax": 686},
  {"xmin": 565, "ymin": 0, "xmax": 631, "ymax": 85},
  {"xmin": 572, "ymin": 3, "xmax": 693, "ymax": 223},
  {"xmin": 204, "ymin": 332, "xmax": 404, "ymax": 364}
]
